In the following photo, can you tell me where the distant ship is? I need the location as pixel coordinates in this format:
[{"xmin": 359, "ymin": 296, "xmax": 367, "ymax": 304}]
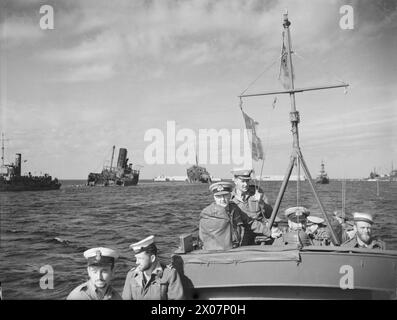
[
  {"xmin": 153, "ymin": 175, "xmax": 170, "ymax": 182},
  {"xmin": 258, "ymin": 175, "xmax": 306, "ymax": 181},
  {"xmin": 0, "ymin": 135, "xmax": 61, "ymax": 192},
  {"xmin": 315, "ymin": 161, "xmax": 329, "ymax": 184},
  {"xmin": 87, "ymin": 146, "xmax": 140, "ymax": 186},
  {"xmin": 153, "ymin": 175, "xmax": 189, "ymax": 182},
  {"xmin": 186, "ymin": 165, "xmax": 212, "ymax": 183},
  {"xmin": 186, "ymin": 149, "xmax": 212, "ymax": 183},
  {"xmin": 367, "ymin": 164, "xmax": 397, "ymax": 182}
]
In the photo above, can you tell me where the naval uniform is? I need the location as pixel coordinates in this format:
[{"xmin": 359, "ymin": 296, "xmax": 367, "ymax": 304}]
[
  {"xmin": 230, "ymin": 188, "xmax": 273, "ymax": 246},
  {"xmin": 341, "ymin": 236, "xmax": 386, "ymax": 250},
  {"xmin": 199, "ymin": 202, "xmax": 243, "ymax": 250},
  {"xmin": 66, "ymin": 246, "xmax": 121, "ymax": 300},
  {"xmin": 122, "ymin": 260, "xmax": 184, "ymax": 300},
  {"xmin": 66, "ymin": 281, "xmax": 121, "ymax": 300}
]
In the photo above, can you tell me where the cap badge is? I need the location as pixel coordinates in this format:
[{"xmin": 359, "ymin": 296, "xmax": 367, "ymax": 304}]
[
  {"xmin": 217, "ymin": 185, "xmax": 224, "ymax": 192},
  {"xmin": 95, "ymin": 250, "xmax": 102, "ymax": 262}
]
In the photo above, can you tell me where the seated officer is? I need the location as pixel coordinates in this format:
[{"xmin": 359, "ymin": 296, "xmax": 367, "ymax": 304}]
[
  {"xmin": 122, "ymin": 235, "xmax": 184, "ymax": 300},
  {"xmin": 230, "ymin": 168, "xmax": 275, "ymax": 245},
  {"xmin": 200, "ymin": 181, "xmax": 281, "ymax": 250},
  {"xmin": 306, "ymin": 216, "xmax": 331, "ymax": 246},
  {"xmin": 341, "ymin": 213, "xmax": 385, "ymax": 249},
  {"xmin": 273, "ymin": 207, "xmax": 312, "ymax": 247},
  {"xmin": 199, "ymin": 181, "xmax": 241, "ymax": 251},
  {"xmin": 66, "ymin": 247, "xmax": 121, "ymax": 300}
]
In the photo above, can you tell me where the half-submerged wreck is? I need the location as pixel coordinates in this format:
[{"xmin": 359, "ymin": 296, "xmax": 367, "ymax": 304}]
[{"xmin": 87, "ymin": 146, "xmax": 140, "ymax": 186}]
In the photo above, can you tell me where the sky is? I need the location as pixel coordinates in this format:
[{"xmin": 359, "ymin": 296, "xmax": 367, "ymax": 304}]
[{"xmin": 0, "ymin": 0, "xmax": 396, "ymax": 179}]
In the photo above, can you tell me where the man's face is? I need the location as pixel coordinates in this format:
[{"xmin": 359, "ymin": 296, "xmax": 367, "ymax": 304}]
[
  {"xmin": 355, "ymin": 221, "xmax": 372, "ymax": 244},
  {"xmin": 234, "ymin": 177, "xmax": 249, "ymax": 193},
  {"xmin": 306, "ymin": 224, "xmax": 318, "ymax": 234},
  {"xmin": 87, "ymin": 265, "xmax": 114, "ymax": 289},
  {"xmin": 335, "ymin": 216, "xmax": 344, "ymax": 224},
  {"xmin": 135, "ymin": 252, "xmax": 155, "ymax": 272},
  {"xmin": 214, "ymin": 193, "xmax": 231, "ymax": 207},
  {"xmin": 288, "ymin": 219, "xmax": 306, "ymax": 231}
]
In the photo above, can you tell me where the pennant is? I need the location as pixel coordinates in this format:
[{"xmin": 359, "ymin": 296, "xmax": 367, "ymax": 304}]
[
  {"xmin": 241, "ymin": 110, "xmax": 264, "ymax": 161},
  {"xmin": 279, "ymin": 32, "xmax": 293, "ymax": 89}
]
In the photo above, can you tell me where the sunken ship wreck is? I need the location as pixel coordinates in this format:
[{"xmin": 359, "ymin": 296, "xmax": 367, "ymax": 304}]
[{"xmin": 87, "ymin": 146, "xmax": 140, "ymax": 186}]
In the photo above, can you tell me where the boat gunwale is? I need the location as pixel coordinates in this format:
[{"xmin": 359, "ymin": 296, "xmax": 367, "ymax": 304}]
[{"xmin": 175, "ymin": 245, "xmax": 397, "ymax": 258}]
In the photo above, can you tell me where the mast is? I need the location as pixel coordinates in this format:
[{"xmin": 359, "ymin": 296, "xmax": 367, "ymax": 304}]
[
  {"xmin": 240, "ymin": 13, "xmax": 349, "ymax": 245},
  {"xmin": 110, "ymin": 145, "xmax": 115, "ymax": 171},
  {"xmin": 1, "ymin": 133, "xmax": 4, "ymax": 167}
]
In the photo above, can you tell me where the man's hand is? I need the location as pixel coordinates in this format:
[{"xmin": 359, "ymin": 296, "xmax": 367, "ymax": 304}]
[{"xmin": 271, "ymin": 227, "xmax": 283, "ymax": 239}]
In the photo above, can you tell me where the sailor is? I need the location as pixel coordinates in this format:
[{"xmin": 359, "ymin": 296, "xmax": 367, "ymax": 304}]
[
  {"xmin": 333, "ymin": 211, "xmax": 356, "ymax": 241},
  {"xmin": 230, "ymin": 168, "xmax": 276, "ymax": 245},
  {"xmin": 200, "ymin": 181, "xmax": 281, "ymax": 250},
  {"xmin": 341, "ymin": 213, "xmax": 386, "ymax": 249},
  {"xmin": 122, "ymin": 235, "xmax": 184, "ymax": 300},
  {"xmin": 306, "ymin": 216, "xmax": 331, "ymax": 246},
  {"xmin": 66, "ymin": 247, "xmax": 121, "ymax": 300},
  {"xmin": 273, "ymin": 207, "xmax": 312, "ymax": 246}
]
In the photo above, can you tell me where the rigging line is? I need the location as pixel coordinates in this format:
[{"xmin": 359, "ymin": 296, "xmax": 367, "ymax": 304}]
[
  {"xmin": 239, "ymin": 54, "xmax": 282, "ymax": 97},
  {"xmin": 293, "ymin": 50, "xmax": 348, "ymax": 85}
]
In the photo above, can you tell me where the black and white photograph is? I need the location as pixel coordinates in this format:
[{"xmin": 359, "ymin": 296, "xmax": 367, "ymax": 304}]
[{"xmin": 1, "ymin": 0, "xmax": 396, "ymax": 307}]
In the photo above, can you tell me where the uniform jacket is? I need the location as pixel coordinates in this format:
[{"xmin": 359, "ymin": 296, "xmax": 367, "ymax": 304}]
[
  {"xmin": 66, "ymin": 281, "xmax": 121, "ymax": 300},
  {"xmin": 199, "ymin": 202, "xmax": 243, "ymax": 250},
  {"xmin": 231, "ymin": 189, "xmax": 273, "ymax": 246},
  {"xmin": 341, "ymin": 236, "xmax": 386, "ymax": 250},
  {"xmin": 122, "ymin": 260, "xmax": 184, "ymax": 300}
]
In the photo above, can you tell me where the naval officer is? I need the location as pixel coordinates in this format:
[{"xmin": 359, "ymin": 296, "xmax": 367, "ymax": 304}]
[
  {"xmin": 199, "ymin": 181, "xmax": 243, "ymax": 250},
  {"xmin": 273, "ymin": 207, "xmax": 312, "ymax": 246},
  {"xmin": 200, "ymin": 181, "xmax": 280, "ymax": 250},
  {"xmin": 341, "ymin": 212, "xmax": 385, "ymax": 249},
  {"xmin": 66, "ymin": 247, "xmax": 121, "ymax": 300},
  {"xmin": 122, "ymin": 235, "xmax": 184, "ymax": 300},
  {"xmin": 230, "ymin": 168, "xmax": 276, "ymax": 245},
  {"xmin": 306, "ymin": 215, "xmax": 331, "ymax": 246}
]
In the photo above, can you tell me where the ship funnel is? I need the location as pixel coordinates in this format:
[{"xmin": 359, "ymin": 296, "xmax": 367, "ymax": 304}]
[
  {"xmin": 117, "ymin": 148, "xmax": 127, "ymax": 169},
  {"xmin": 15, "ymin": 153, "xmax": 22, "ymax": 176}
]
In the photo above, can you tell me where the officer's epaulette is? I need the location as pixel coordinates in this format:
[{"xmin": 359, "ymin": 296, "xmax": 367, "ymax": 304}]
[
  {"xmin": 79, "ymin": 283, "xmax": 89, "ymax": 292},
  {"xmin": 130, "ymin": 266, "xmax": 139, "ymax": 275},
  {"xmin": 166, "ymin": 263, "xmax": 174, "ymax": 270}
]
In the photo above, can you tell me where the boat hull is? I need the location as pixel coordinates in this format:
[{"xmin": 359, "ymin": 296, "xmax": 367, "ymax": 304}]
[
  {"xmin": 316, "ymin": 177, "xmax": 329, "ymax": 184},
  {"xmin": 87, "ymin": 173, "xmax": 139, "ymax": 186},
  {"xmin": 0, "ymin": 181, "xmax": 61, "ymax": 192},
  {"xmin": 173, "ymin": 246, "xmax": 397, "ymax": 300}
]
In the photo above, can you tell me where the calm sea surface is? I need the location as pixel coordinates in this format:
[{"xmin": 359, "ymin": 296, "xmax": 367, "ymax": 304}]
[{"xmin": 1, "ymin": 179, "xmax": 396, "ymax": 299}]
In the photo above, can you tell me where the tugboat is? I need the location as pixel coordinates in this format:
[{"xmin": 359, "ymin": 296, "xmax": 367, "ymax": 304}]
[
  {"xmin": 315, "ymin": 161, "xmax": 329, "ymax": 184},
  {"xmin": 172, "ymin": 13, "xmax": 397, "ymax": 299},
  {"xmin": 87, "ymin": 146, "xmax": 140, "ymax": 186},
  {"xmin": 0, "ymin": 135, "xmax": 61, "ymax": 191}
]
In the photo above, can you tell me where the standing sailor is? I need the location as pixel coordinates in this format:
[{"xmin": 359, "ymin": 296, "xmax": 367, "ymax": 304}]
[
  {"xmin": 341, "ymin": 213, "xmax": 386, "ymax": 249},
  {"xmin": 122, "ymin": 235, "xmax": 184, "ymax": 300},
  {"xmin": 66, "ymin": 247, "xmax": 121, "ymax": 300},
  {"xmin": 230, "ymin": 168, "xmax": 276, "ymax": 245}
]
